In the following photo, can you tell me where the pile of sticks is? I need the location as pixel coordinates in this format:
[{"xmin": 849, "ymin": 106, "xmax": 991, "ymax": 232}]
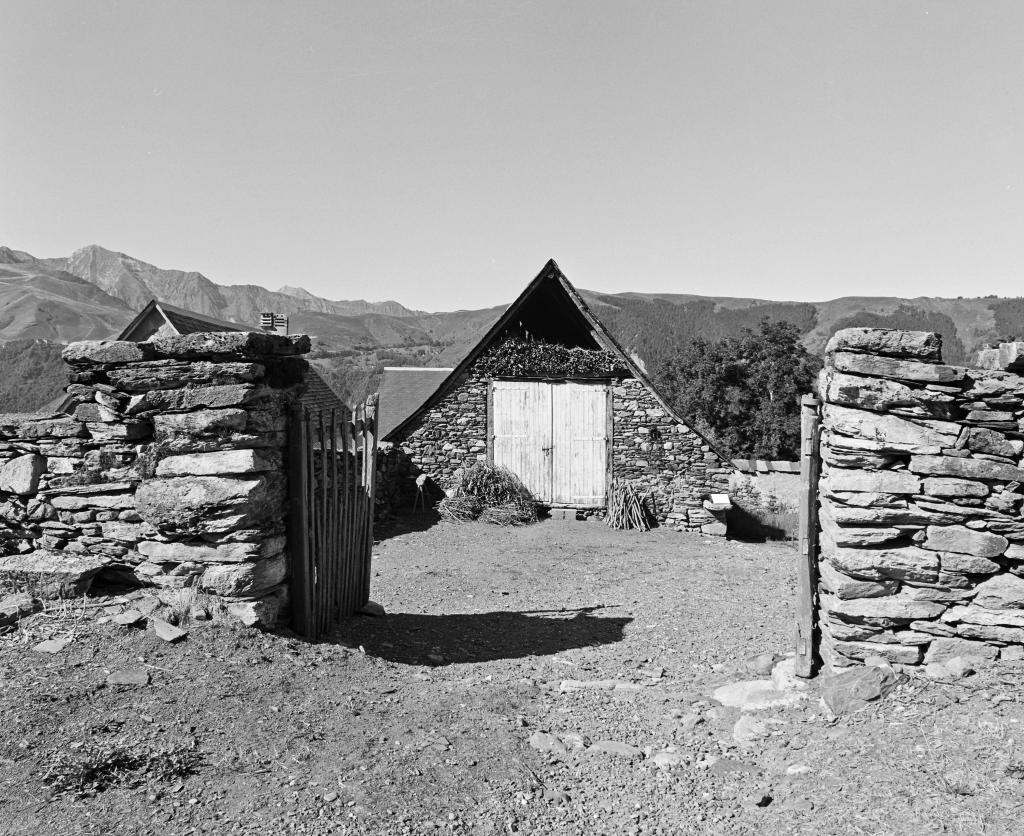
[{"xmin": 606, "ymin": 481, "xmax": 652, "ymax": 531}]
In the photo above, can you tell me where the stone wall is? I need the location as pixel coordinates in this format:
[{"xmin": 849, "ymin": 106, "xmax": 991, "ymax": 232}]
[
  {"xmin": 816, "ymin": 328, "xmax": 1024, "ymax": 670},
  {"xmin": 384, "ymin": 357, "xmax": 733, "ymax": 533},
  {"xmin": 611, "ymin": 378, "xmax": 731, "ymax": 533},
  {"xmin": 0, "ymin": 333, "xmax": 310, "ymax": 626}
]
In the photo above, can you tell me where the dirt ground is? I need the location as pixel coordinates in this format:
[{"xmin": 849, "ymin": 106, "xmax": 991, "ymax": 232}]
[{"xmin": 2, "ymin": 516, "xmax": 1024, "ymax": 835}]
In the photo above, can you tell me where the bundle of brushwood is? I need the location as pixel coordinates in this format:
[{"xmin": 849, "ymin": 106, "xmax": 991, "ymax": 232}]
[
  {"xmin": 437, "ymin": 464, "xmax": 538, "ymax": 526},
  {"xmin": 606, "ymin": 481, "xmax": 652, "ymax": 531}
]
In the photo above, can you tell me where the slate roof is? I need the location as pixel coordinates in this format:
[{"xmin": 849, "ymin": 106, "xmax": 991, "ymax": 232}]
[
  {"xmin": 117, "ymin": 300, "xmax": 250, "ymax": 339},
  {"xmin": 378, "ymin": 367, "xmax": 454, "ymax": 439}
]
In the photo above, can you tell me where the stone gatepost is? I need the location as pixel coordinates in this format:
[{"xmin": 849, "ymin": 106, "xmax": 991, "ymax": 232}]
[{"xmin": 0, "ymin": 332, "xmax": 310, "ymax": 627}]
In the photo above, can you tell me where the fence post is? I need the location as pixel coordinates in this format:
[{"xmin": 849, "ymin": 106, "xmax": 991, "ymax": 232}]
[
  {"xmin": 287, "ymin": 404, "xmax": 314, "ymax": 638},
  {"xmin": 796, "ymin": 394, "xmax": 821, "ymax": 677}
]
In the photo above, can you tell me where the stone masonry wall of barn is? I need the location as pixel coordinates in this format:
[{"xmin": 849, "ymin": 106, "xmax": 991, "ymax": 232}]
[
  {"xmin": 382, "ymin": 356, "xmax": 734, "ymax": 533},
  {"xmin": 816, "ymin": 327, "xmax": 1024, "ymax": 671},
  {"xmin": 0, "ymin": 332, "xmax": 310, "ymax": 627}
]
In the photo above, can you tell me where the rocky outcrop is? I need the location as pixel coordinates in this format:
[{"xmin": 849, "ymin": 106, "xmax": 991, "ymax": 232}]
[{"xmin": 816, "ymin": 328, "xmax": 1024, "ymax": 669}]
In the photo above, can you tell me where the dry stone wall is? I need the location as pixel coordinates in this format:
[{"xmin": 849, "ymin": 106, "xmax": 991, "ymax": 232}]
[
  {"xmin": 817, "ymin": 328, "xmax": 1024, "ymax": 669},
  {"xmin": 0, "ymin": 332, "xmax": 310, "ymax": 627}
]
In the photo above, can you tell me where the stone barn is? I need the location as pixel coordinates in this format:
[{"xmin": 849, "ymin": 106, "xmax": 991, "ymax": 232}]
[{"xmin": 379, "ymin": 260, "xmax": 736, "ymax": 533}]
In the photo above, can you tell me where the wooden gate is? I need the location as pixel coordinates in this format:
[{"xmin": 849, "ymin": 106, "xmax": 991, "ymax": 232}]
[{"xmin": 287, "ymin": 395, "xmax": 379, "ymax": 639}]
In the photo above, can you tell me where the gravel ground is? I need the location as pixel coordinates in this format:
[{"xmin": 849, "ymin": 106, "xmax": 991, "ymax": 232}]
[{"xmin": 1, "ymin": 516, "xmax": 1023, "ymax": 835}]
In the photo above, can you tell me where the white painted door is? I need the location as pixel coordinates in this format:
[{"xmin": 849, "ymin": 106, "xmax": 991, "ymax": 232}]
[
  {"xmin": 492, "ymin": 380, "xmax": 607, "ymax": 505},
  {"xmin": 552, "ymin": 382, "xmax": 608, "ymax": 506},
  {"xmin": 491, "ymin": 381, "xmax": 552, "ymax": 501}
]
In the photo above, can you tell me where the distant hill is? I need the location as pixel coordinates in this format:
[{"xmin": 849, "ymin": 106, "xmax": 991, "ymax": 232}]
[
  {"xmin": 4, "ymin": 243, "xmax": 1024, "ymax": 407},
  {"xmin": 0, "ymin": 340, "xmax": 67, "ymax": 412}
]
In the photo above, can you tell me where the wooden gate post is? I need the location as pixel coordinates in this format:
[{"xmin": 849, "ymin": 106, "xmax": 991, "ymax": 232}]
[
  {"xmin": 287, "ymin": 404, "xmax": 314, "ymax": 638},
  {"xmin": 795, "ymin": 394, "xmax": 821, "ymax": 677}
]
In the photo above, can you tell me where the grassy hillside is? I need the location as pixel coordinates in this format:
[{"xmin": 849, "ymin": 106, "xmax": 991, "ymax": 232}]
[{"xmin": 0, "ymin": 340, "xmax": 67, "ymax": 413}]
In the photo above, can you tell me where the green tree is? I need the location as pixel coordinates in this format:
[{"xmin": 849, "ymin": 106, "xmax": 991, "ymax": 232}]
[{"xmin": 653, "ymin": 320, "xmax": 821, "ymax": 460}]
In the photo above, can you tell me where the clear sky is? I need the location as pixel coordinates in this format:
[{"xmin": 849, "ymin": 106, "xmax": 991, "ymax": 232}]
[{"xmin": 3, "ymin": 1, "xmax": 1023, "ymax": 311}]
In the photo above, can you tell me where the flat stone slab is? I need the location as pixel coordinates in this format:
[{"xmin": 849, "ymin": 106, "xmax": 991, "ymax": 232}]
[
  {"xmin": 151, "ymin": 618, "xmax": 187, "ymax": 643},
  {"xmin": 106, "ymin": 668, "xmax": 151, "ymax": 687},
  {"xmin": 111, "ymin": 609, "xmax": 146, "ymax": 626},
  {"xmin": 33, "ymin": 637, "xmax": 71, "ymax": 654}
]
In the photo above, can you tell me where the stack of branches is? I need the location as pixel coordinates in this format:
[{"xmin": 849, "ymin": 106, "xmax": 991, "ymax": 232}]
[
  {"xmin": 437, "ymin": 464, "xmax": 538, "ymax": 526},
  {"xmin": 606, "ymin": 481, "xmax": 653, "ymax": 531}
]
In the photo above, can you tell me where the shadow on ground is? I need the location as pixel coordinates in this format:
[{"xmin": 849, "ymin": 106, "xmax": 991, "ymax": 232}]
[
  {"xmin": 374, "ymin": 509, "xmax": 443, "ymax": 542},
  {"xmin": 331, "ymin": 607, "xmax": 632, "ymax": 665}
]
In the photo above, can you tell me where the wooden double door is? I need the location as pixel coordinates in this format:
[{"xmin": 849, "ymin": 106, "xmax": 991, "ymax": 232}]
[{"xmin": 491, "ymin": 380, "xmax": 608, "ymax": 506}]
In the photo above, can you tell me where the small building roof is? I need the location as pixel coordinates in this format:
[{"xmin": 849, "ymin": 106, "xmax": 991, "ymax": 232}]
[
  {"xmin": 378, "ymin": 367, "xmax": 454, "ymax": 439},
  {"xmin": 117, "ymin": 300, "xmax": 248, "ymax": 339}
]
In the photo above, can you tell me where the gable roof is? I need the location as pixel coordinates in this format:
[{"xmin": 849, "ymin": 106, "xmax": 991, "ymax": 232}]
[
  {"xmin": 117, "ymin": 300, "xmax": 248, "ymax": 339},
  {"xmin": 383, "ymin": 259, "xmax": 736, "ymax": 467},
  {"xmin": 378, "ymin": 367, "xmax": 454, "ymax": 439}
]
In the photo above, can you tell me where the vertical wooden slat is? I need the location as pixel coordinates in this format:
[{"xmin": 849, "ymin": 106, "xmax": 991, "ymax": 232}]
[
  {"xmin": 362, "ymin": 393, "xmax": 379, "ymax": 607},
  {"xmin": 313, "ymin": 413, "xmax": 325, "ymax": 639},
  {"xmin": 352, "ymin": 405, "xmax": 367, "ymax": 612},
  {"xmin": 796, "ymin": 394, "xmax": 821, "ymax": 677},
  {"xmin": 328, "ymin": 408, "xmax": 339, "ymax": 627},
  {"xmin": 340, "ymin": 411, "xmax": 354, "ymax": 617},
  {"xmin": 287, "ymin": 404, "xmax": 313, "ymax": 637}
]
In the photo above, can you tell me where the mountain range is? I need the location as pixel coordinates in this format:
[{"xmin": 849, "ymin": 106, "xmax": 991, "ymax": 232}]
[{"xmin": 2, "ymin": 243, "xmax": 1024, "ymax": 410}]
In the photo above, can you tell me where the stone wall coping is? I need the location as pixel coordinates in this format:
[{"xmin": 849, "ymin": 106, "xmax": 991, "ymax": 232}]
[
  {"xmin": 63, "ymin": 332, "xmax": 310, "ymax": 365},
  {"xmin": 731, "ymin": 459, "xmax": 800, "ymax": 474}
]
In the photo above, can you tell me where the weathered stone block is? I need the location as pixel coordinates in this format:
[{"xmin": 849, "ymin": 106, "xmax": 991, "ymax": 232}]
[
  {"xmin": 819, "ymin": 560, "xmax": 900, "ymax": 599},
  {"xmin": 922, "ymin": 478, "xmax": 989, "ymax": 499},
  {"xmin": 823, "ymin": 405, "xmax": 958, "ymax": 452},
  {"xmin": 824, "ymin": 328, "xmax": 942, "ymax": 361},
  {"xmin": 824, "ymin": 544, "xmax": 939, "ymax": 584},
  {"xmin": 153, "ymin": 408, "xmax": 249, "ymax": 436},
  {"xmin": 106, "ymin": 361, "xmax": 266, "ymax": 393},
  {"xmin": 62, "ymin": 340, "xmax": 155, "ymax": 365},
  {"xmin": 128, "ymin": 385, "xmax": 270, "ymax": 414},
  {"xmin": 821, "ymin": 591, "xmax": 946, "ymax": 623},
  {"xmin": 946, "ymin": 605, "xmax": 1024, "ymax": 630},
  {"xmin": 137, "ymin": 535, "xmax": 285, "ymax": 564},
  {"xmin": 0, "ymin": 551, "xmax": 105, "ymax": 597},
  {"xmin": 824, "ymin": 469, "xmax": 921, "ymax": 495},
  {"xmin": 150, "ymin": 331, "xmax": 309, "ymax": 359},
  {"xmin": 829, "ymin": 351, "xmax": 964, "ymax": 383},
  {"xmin": 155, "ymin": 449, "xmax": 281, "ymax": 477},
  {"xmin": 134, "ymin": 474, "xmax": 285, "ymax": 535},
  {"xmin": 200, "ymin": 553, "xmax": 287, "ymax": 597},
  {"xmin": 971, "ymin": 573, "xmax": 1024, "ymax": 610},
  {"xmin": 924, "ymin": 637, "xmax": 999, "ymax": 664},
  {"xmin": 908, "ymin": 455, "xmax": 1024, "ymax": 482},
  {"xmin": 962, "ymin": 427, "xmax": 1020, "ymax": 459},
  {"xmin": 0, "ymin": 454, "xmax": 45, "ymax": 495},
  {"xmin": 49, "ymin": 491, "xmax": 134, "ymax": 511},
  {"xmin": 956, "ymin": 623, "xmax": 1024, "ymax": 643},
  {"xmin": 939, "ymin": 552, "xmax": 1000, "ymax": 574},
  {"xmin": 16, "ymin": 418, "xmax": 86, "ymax": 439},
  {"xmin": 922, "ymin": 525, "xmax": 1008, "ymax": 557}
]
